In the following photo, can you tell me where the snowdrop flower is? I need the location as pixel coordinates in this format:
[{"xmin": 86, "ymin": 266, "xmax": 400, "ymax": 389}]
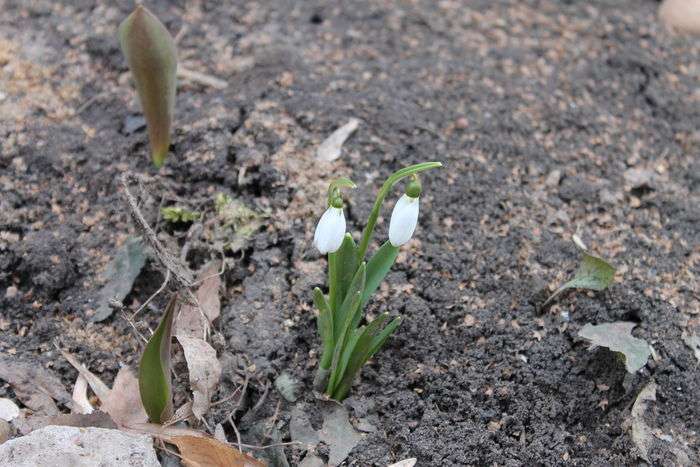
[
  {"xmin": 314, "ymin": 204, "xmax": 346, "ymax": 254},
  {"xmin": 388, "ymin": 178, "xmax": 421, "ymax": 247}
]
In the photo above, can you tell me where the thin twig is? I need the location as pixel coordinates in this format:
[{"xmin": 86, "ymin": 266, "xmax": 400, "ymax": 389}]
[
  {"xmin": 210, "ymin": 385, "xmax": 243, "ymax": 408},
  {"xmin": 131, "ymin": 269, "xmax": 171, "ymax": 320},
  {"xmin": 121, "ymin": 172, "xmax": 195, "ymax": 288},
  {"xmin": 236, "ymin": 441, "xmax": 302, "ymax": 451},
  {"xmin": 122, "ymin": 310, "xmax": 148, "ymax": 343},
  {"xmin": 227, "ymin": 368, "xmax": 250, "ymax": 452},
  {"xmin": 177, "ymin": 66, "xmax": 228, "ymax": 89},
  {"xmin": 264, "ymin": 400, "xmax": 282, "ymax": 439}
]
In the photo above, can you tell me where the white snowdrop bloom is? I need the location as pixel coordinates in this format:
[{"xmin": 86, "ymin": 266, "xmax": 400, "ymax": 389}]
[
  {"xmin": 389, "ymin": 194, "xmax": 419, "ymax": 247},
  {"xmin": 313, "ymin": 206, "xmax": 346, "ymax": 254}
]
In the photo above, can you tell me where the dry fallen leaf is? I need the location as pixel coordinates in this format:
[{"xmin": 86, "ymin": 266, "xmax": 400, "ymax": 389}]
[
  {"xmin": 101, "ymin": 366, "xmax": 148, "ymax": 428},
  {"xmin": 175, "ymin": 336, "xmax": 222, "ymax": 420},
  {"xmin": 0, "ymin": 356, "xmax": 71, "ymax": 415},
  {"xmin": 578, "ymin": 322, "xmax": 651, "ymax": 373},
  {"xmin": 318, "ymin": 403, "xmax": 363, "ymax": 467},
  {"xmin": 176, "ymin": 261, "xmax": 222, "ymax": 339},
  {"xmin": 0, "ymin": 398, "xmax": 20, "ymax": 422},
  {"xmin": 316, "ymin": 118, "xmax": 360, "ymax": 162},
  {"xmin": 58, "ymin": 347, "xmax": 147, "ymax": 428},
  {"xmin": 630, "ymin": 381, "xmax": 657, "ymax": 463},
  {"xmin": 167, "ymin": 435, "xmax": 264, "ymax": 467},
  {"xmin": 388, "ymin": 459, "xmax": 417, "ymax": 467},
  {"xmin": 58, "ymin": 347, "xmax": 110, "ymax": 401}
]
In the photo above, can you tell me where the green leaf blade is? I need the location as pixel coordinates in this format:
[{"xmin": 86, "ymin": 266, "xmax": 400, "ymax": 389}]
[
  {"xmin": 331, "ymin": 313, "xmax": 395, "ymax": 401},
  {"xmin": 314, "ymin": 288, "xmax": 334, "ymax": 370},
  {"xmin": 330, "ymin": 234, "xmax": 359, "ymax": 314},
  {"xmin": 139, "ymin": 295, "xmax": 178, "ymax": 423},
  {"xmin": 363, "ymin": 241, "xmax": 399, "ymax": 307},
  {"xmin": 333, "ymin": 263, "xmax": 366, "ymax": 340}
]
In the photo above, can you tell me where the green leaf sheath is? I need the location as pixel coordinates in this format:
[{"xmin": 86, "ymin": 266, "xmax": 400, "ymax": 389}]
[
  {"xmin": 326, "ymin": 290, "xmax": 363, "ymax": 393},
  {"xmin": 357, "ymin": 162, "xmax": 442, "ymax": 261},
  {"xmin": 363, "ymin": 241, "xmax": 399, "ymax": 308},
  {"xmin": 330, "ymin": 234, "xmax": 359, "ymax": 313},
  {"xmin": 119, "ymin": 5, "xmax": 177, "ymax": 167},
  {"xmin": 139, "ymin": 295, "xmax": 178, "ymax": 423},
  {"xmin": 331, "ymin": 314, "xmax": 395, "ymax": 401},
  {"xmin": 313, "ymin": 288, "xmax": 334, "ymax": 370}
]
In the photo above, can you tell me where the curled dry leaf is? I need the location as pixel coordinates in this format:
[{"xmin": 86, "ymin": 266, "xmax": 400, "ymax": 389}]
[
  {"xmin": 71, "ymin": 375, "xmax": 93, "ymax": 415},
  {"xmin": 175, "ymin": 336, "xmax": 222, "ymax": 420},
  {"xmin": 167, "ymin": 435, "xmax": 264, "ymax": 467},
  {"xmin": 57, "ymin": 347, "xmax": 111, "ymax": 402},
  {"xmin": 630, "ymin": 381, "xmax": 657, "ymax": 463},
  {"xmin": 316, "ymin": 118, "xmax": 360, "ymax": 162}
]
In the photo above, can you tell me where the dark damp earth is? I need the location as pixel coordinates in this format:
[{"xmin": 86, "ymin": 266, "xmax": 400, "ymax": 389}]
[{"xmin": 1, "ymin": 1, "xmax": 698, "ymax": 465}]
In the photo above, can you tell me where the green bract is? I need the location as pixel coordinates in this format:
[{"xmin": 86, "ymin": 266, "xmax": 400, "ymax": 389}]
[{"xmin": 313, "ymin": 162, "xmax": 442, "ymax": 400}]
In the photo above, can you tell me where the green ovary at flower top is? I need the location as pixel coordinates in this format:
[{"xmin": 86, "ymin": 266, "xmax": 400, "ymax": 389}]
[{"xmin": 311, "ymin": 162, "xmax": 442, "ymax": 401}]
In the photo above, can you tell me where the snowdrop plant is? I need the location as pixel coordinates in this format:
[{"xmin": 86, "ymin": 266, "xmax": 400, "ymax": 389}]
[{"xmin": 312, "ymin": 162, "xmax": 442, "ymax": 400}]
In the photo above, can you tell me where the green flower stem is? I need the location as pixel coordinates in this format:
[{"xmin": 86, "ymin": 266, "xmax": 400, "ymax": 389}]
[
  {"xmin": 356, "ymin": 161, "xmax": 442, "ymax": 261},
  {"xmin": 328, "ymin": 251, "xmax": 339, "ymax": 313}
]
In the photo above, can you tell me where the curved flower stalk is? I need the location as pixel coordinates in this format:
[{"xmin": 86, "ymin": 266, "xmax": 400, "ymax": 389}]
[
  {"xmin": 311, "ymin": 162, "xmax": 441, "ymax": 400},
  {"xmin": 119, "ymin": 5, "xmax": 177, "ymax": 168}
]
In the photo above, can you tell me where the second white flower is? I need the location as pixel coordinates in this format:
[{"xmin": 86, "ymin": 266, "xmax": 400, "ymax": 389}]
[{"xmin": 388, "ymin": 194, "xmax": 419, "ymax": 247}]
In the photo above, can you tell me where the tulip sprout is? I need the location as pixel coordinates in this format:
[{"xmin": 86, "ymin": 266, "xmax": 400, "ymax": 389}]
[
  {"xmin": 119, "ymin": 5, "xmax": 177, "ymax": 168},
  {"xmin": 312, "ymin": 162, "xmax": 442, "ymax": 400}
]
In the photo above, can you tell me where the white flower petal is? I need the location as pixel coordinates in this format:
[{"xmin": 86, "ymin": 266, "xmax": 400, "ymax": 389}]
[
  {"xmin": 313, "ymin": 207, "xmax": 346, "ymax": 253},
  {"xmin": 389, "ymin": 194, "xmax": 419, "ymax": 247}
]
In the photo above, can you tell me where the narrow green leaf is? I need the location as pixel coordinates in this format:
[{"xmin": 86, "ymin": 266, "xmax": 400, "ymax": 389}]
[
  {"xmin": 331, "ymin": 313, "xmax": 393, "ymax": 400},
  {"xmin": 367, "ymin": 316, "xmax": 402, "ymax": 359},
  {"xmin": 362, "ymin": 241, "xmax": 399, "ymax": 307},
  {"xmin": 329, "ymin": 327, "xmax": 364, "ymax": 395},
  {"xmin": 333, "ymin": 263, "xmax": 366, "ymax": 340},
  {"xmin": 313, "ymin": 287, "xmax": 334, "ymax": 370},
  {"xmin": 544, "ymin": 249, "xmax": 616, "ymax": 306},
  {"xmin": 330, "ymin": 234, "xmax": 359, "ymax": 314},
  {"xmin": 326, "ymin": 291, "xmax": 363, "ymax": 393},
  {"xmin": 119, "ymin": 5, "xmax": 177, "ymax": 167},
  {"xmin": 139, "ymin": 295, "xmax": 178, "ymax": 423}
]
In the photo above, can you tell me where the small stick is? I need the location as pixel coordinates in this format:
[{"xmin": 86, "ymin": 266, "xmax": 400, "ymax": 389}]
[
  {"xmin": 177, "ymin": 66, "xmax": 228, "ymax": 89},
  {"xmin": 227, "ymin": 369, "xmax": 250, "ymax": 452},
  {"xmin": 236, "ymin": 441, "xmax": 302, "ymax": 451},
  {"xmin": 131, "ymin": 269, "xmax": 171, "ymax": 319},
  {"xmin": 122, "ymin": 310, "xmax": 148, "ymax": 343},
  {"xmin": 121, "ymin": 172, "xmax": 195, "ymax": 288}
]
